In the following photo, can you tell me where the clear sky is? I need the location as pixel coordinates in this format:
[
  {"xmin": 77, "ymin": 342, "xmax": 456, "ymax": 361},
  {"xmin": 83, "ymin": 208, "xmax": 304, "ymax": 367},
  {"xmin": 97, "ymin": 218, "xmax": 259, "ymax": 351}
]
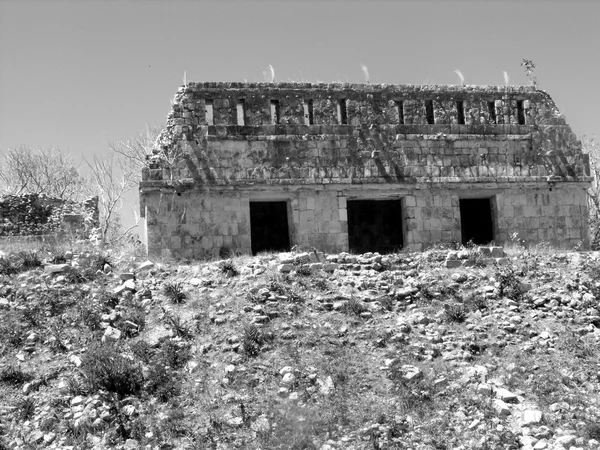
[{"xmin": 1, "ymin": 0, "xmax": 599, "ymax": 225}]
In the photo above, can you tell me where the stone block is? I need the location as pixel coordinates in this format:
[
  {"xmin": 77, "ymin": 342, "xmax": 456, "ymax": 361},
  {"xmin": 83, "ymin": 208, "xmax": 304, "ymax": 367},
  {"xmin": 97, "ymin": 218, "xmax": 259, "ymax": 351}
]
[
  {"xmin": 490, "ymin": 247, "xmax": 505, "ymax": 258},
  {"xmin": 404, "ymin": 195, "xmax": 416, "ymax": 207},
  {"xmin": 445, "ymin": 260, "xmax": 462, "ymax": 269},
  {"xmin": 278, "ymin": 264, "xmax": 293, "ymax": 273},
  {"xmin": 44, "ymin": 264, "xmax": 71, "ymax": 274},
  {"xmin": 478, "ymin": 247, "xmax": 492, "ymax": 257}
]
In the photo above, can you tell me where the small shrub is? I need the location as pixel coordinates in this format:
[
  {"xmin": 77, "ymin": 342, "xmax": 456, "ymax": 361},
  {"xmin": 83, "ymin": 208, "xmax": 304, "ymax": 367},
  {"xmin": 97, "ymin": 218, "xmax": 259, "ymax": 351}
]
[
  {"xmin": 0, "ymin": 257, "xmax": 18, "ymax": 276},
  {"xmin": 295, "ymin": 265, "xmax": 312, "ymax": 277},
  {"xmin": 17, "ymin": 251, "xmax": 42, "ymax": 270},
  {"xmin": 379, "ymin": 295, "xmax": 394, "ymax": 312},
  {"xmin": 98, "ymin": 290, "xmax": 120, "ymax": 309},
  {"xmin": 116, "ymin": 302, "xmax": 146, "ymax": 338},
  {"xmin": 496, "ymin": 266, "xmax": 526, "ymax": 301},
  {"xmin": 130, "ymin": 340, "xmax": 153, "ymax": 364},
  {"xmin": 49, "ymin": 252, "xmax": 67, "ymax": 264},
  {"xmin": 79, "ymin": 303, "xmax": 103, "ymax": 331},
  {"xmin": 268, "ymin": 277, "xmax": 304, "ymax": 303},
  {"xmin": 444, "ymin": 303, "xmax": 468, "ymax": 323},
  {"xmin": 0, "ymin": 365, "xmax": 33, "ymax": 385},
  {"xmin": 163, "ymin": 280, "xmax": 186, "ymax": 304},
  {"xmin": 87, "ymin": 251, "xmax": 112, "ymax": 273},
  {"xmin": 63, "ymin": 267, "xmax": 88, "ymax": 284},
  {"xmin": 241, "ymin": 323, "xmax": 265, "ymax": 357},
  {"xmin": 15, "ymin": 397, "xmax": 36, "ymax": 420},
  {"xmin": 312, "ymin": 277, "xmax": 329, "ymax": 291},
  {"xmin": 464, "ymin": 292, "xmax": 488, "ymax": 311},
  {"xmin": 342, "ymin": 297, "xmax": 367, "ymax": 316},
  {"xmin": 219, "ymin": 260, "xmax": 239, "ymax": 277},
  {"xmin": 388, "ymin": 362, "xmax": 438, "ymax": 415},
  {"xmin": 156, "ymin": 339, "xmax": 191, "ymax": 370},
  {"xmin": 0, "ymin": 312, "xmax": 25, "ymax": 347},
  {"xmin": 162, "ymin": 310, "xmax": 193, "ymax": 339},
  {"xmin": 145, "ymin": 364, "xmax": 181, "ymax": 402},
  {"xmin": 81, "ymin": 342, "xmax": 143, "ymax": 398},
  {"xmin": 584, "ymin": 423, "xmax": 600, "ymax": 440},
  {"xmin": 66, "ymin": 376, "xmax": 88, "ymax": 397}
]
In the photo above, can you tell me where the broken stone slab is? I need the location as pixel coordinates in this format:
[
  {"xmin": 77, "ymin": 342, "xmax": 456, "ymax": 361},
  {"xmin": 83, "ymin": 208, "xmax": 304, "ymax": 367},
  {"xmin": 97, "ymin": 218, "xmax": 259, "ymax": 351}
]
[
  {"xmin": 495, "ymin": 387, "xmax": 519, "ymax": 403},
  {"xmin": 395, "ymin": 286, "xmax": 419, "ymax": 299},
  {"xmin": 23, "ymin": 380, "xmax": 42, "ymax": 395},
  {"xmin": 135, "ymin": 261, "xmax": 155, "ymax": 272},
  {"xmin": 69, "ymin": 354, "xmax": 82, "ymax": 367},
  {"xmin": 490, "ymin": 247, "xmax": 506, "ymax": 258},
  {"xmin": 554, "ymin": 435, "xmax": 577, "ymax": 447},
  {"xmin": 44, "ymin": 264, "xmax": 71, "ymax": 274},
  {"xmin": 478, "ymin": 247, "xmax": 493, "ymax": 257},
  {"xmin": 521, "ymin": 409, "xmax": 543, "ymax": 425},
  {"xmin": 322, "ymin": 263, "xmax": 338, "ymax": 272},
  {"xmin": 114, "ymin": 279, "xmax": 137, "ymax": 294},
  {"xmin": 400, "ymin": 365, "xmax": 423, "ymax": 381},
  {"xmin": 477, "ymin": 383, "xmax": 493, "ymax": 395},
  {"xmin": 445, "ymin": 260, "xmax": 462, "ymax": 269},
  {"xmin": 277, "ymin": 264, "xmax": 293, "ymax": 273},
  {"xmin": 119, "ymin": 273, "xmax": 135, "ymax": 281},
  {"xmin": 102, "ymin": 326, "xmax": 121, "ymax": 341},
  {"xmin": 493, "ymin": 399, "xmax": 511, "ymax": 417}
]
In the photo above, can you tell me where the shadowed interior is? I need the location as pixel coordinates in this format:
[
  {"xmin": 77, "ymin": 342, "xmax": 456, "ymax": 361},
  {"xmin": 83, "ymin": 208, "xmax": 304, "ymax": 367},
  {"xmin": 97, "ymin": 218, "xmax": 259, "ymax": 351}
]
[
  {"xmin": 347, "ymin": 199, "xmax": 403, "ymax": 254},
  {"xmin": 460, "ymin": 198, "xmax": 494, "ymax": 245},
  {"xmin": 250, "ymin": 201, "xmax": 290, "ymax": 255}
]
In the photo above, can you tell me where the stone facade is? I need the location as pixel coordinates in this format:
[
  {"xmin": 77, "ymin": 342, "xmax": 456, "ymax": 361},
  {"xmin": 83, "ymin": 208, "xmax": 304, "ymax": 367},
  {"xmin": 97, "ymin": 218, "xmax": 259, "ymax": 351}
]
[{"xmin": 140, "ymin": 82, "xmax": 592, "ymax": 258}]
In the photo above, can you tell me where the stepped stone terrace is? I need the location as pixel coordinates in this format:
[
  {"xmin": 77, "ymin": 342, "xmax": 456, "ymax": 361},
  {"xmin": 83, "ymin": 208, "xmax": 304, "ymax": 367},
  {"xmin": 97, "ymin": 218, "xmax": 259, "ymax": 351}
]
[{"xmin": 140, "ymin": 82, "xmax": 592, "ymax": 258}]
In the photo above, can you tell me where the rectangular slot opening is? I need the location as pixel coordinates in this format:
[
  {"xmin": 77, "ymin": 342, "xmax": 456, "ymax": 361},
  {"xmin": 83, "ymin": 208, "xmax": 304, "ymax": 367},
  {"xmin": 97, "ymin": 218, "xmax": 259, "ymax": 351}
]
[
  {"xmin": 517, "ymin": 100, "xmax": 525, "ymax": 125},
  {"xmin": 205, "ymin": 100, "xmax": 214, "ymax": 125},
  {"xmin": 395, "ymin": 100, "xmax": 404, "ymax": 124},
  {"xmin": 487, "ymin": 101, "xmax": 497, "ymax": 124},
  {"xmin": 338, "ymin": 99, "xmax": 348, "ymax": 124},
  {"xmin": 459, "ymin": 198, "xmax": 494, "ymax": 245},
  {"xmin": 236, "ymin": 99, "xmax": 246, "ymax": 126},
  {"xmin": 250, "ymin": 201, "xmax": 290, "ymax": 255},
  {"xmin": 270, "ymin": 100, "xmax": 280, "ymax": 124},
  {"xmin": 347, "ymin": 199, "xmax": 403, "ymax": 254},
  {"xmin": 457, "ymin": 100, "xmax": 465, "ymax": 125},
  {"xmin": 303, "ymin": 99, "xmax": 314, "ymax": 125},
  {"xmin": 425, "ymin": 100, "xmax": 435, "ymax": 124}
]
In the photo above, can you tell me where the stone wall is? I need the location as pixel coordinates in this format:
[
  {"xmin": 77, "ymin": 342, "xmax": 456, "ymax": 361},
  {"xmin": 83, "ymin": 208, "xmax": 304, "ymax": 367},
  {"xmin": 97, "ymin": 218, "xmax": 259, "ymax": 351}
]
[
  {"xmin": 141, "ymin": 82, "xmax": 592, "ymax": 258},
  {"xmin": 0, "ymin": 194, "xmax": 99, "ymax": 238}
]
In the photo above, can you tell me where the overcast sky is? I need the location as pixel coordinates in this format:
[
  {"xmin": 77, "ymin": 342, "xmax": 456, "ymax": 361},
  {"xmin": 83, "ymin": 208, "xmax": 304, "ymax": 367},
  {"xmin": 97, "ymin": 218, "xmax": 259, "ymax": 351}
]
[{"xmin": 1, "ymin": 0, "xmax": 598, "ymax": 226}]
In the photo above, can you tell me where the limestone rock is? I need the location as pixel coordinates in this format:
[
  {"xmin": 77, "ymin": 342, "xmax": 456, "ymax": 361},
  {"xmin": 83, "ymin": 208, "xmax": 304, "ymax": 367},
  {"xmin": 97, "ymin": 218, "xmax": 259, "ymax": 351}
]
[
  {"xmin": 44, "ymin": 264, "xmax": 70, "ymax": 274},
  {"xmin": 102, "ymin": 326, "xmax": 121, "ymax": 341}
]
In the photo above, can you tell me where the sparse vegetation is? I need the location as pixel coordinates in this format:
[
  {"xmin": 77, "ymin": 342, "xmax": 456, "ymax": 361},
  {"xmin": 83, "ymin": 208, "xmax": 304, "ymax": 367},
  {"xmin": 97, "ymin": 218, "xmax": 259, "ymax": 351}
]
[
  {"xmin": 163, "ymin": 280, "xmax": 186, "ymax": 304},
  {"xmin": 0, "ymin": 242, "xmax": 599, "ymax": 448},
  {"xmin": 81, "ymin": 341, "xmax": 143, "ymax": 398}
]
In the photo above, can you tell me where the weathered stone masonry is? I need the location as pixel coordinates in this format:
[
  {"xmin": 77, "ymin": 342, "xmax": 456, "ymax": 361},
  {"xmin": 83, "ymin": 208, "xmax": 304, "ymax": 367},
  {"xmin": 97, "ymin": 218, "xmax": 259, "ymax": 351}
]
[{"xmin": 140, "ymin": 82, "xmax": 592, "ymax": 258}]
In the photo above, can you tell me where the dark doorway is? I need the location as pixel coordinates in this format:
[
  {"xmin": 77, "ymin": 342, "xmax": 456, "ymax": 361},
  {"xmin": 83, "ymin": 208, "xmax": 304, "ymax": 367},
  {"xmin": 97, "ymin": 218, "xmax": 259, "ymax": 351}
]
[
  {"xmin": 347, "ymin": 199, "xmax": 403, "ymax": 254},
  {"xmin": 250, "ymin": 201, "xmax": 290, "ymax": 255},
  {"xmin": 459, "ymin": 198, "xmax": 494, "ymax": 245}
]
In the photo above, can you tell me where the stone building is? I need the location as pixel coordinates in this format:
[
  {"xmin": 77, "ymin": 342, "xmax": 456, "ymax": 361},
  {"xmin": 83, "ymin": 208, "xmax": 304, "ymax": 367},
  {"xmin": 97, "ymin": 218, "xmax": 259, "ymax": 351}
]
[{"xmin": 140, "ymin": 82, "xmax": 592, "ymax": 258}]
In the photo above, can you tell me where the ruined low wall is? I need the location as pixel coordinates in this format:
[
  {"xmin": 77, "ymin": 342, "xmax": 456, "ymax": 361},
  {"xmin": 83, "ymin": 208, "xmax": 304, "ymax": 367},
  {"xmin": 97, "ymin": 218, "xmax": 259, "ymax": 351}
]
[{"xmin": 0, "ymin": 194, "xmax": 99, "ymax": 238}]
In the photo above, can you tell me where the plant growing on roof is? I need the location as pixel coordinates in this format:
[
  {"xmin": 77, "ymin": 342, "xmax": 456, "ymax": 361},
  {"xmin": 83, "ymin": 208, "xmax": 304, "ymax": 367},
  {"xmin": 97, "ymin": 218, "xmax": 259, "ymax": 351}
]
[{"xmin": 521, "ymin": 59, "xmax": 537, "ymax": 87}]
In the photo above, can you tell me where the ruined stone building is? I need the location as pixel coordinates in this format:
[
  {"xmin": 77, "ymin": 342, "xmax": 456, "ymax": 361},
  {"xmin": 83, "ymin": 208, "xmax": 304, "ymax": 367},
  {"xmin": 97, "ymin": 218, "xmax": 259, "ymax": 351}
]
[{"xmin": 140, "ymin": 82, "xmax": 592, "ymax": 258}]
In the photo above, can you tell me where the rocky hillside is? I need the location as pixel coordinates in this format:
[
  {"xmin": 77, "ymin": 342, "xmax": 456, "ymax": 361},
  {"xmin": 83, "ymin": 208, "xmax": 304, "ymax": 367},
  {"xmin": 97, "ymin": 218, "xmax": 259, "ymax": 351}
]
[{"xmin": 1, "ymin": 244, "xmax": 600, "ymax": 450}]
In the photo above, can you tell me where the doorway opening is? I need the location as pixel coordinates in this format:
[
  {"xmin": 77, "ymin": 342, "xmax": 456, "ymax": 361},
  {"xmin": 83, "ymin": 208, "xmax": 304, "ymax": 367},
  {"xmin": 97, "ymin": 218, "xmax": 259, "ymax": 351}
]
[
  {"xmin": 459, "ymin": 198, "xmax": 494, "ymax": 245},
  {"xmin": 347, "ymin": 199, "xmax": 403, "ymax": 254},
  {"xmin": 250, "ymin": 201, "xmax": 290, "ymax": 255}
]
